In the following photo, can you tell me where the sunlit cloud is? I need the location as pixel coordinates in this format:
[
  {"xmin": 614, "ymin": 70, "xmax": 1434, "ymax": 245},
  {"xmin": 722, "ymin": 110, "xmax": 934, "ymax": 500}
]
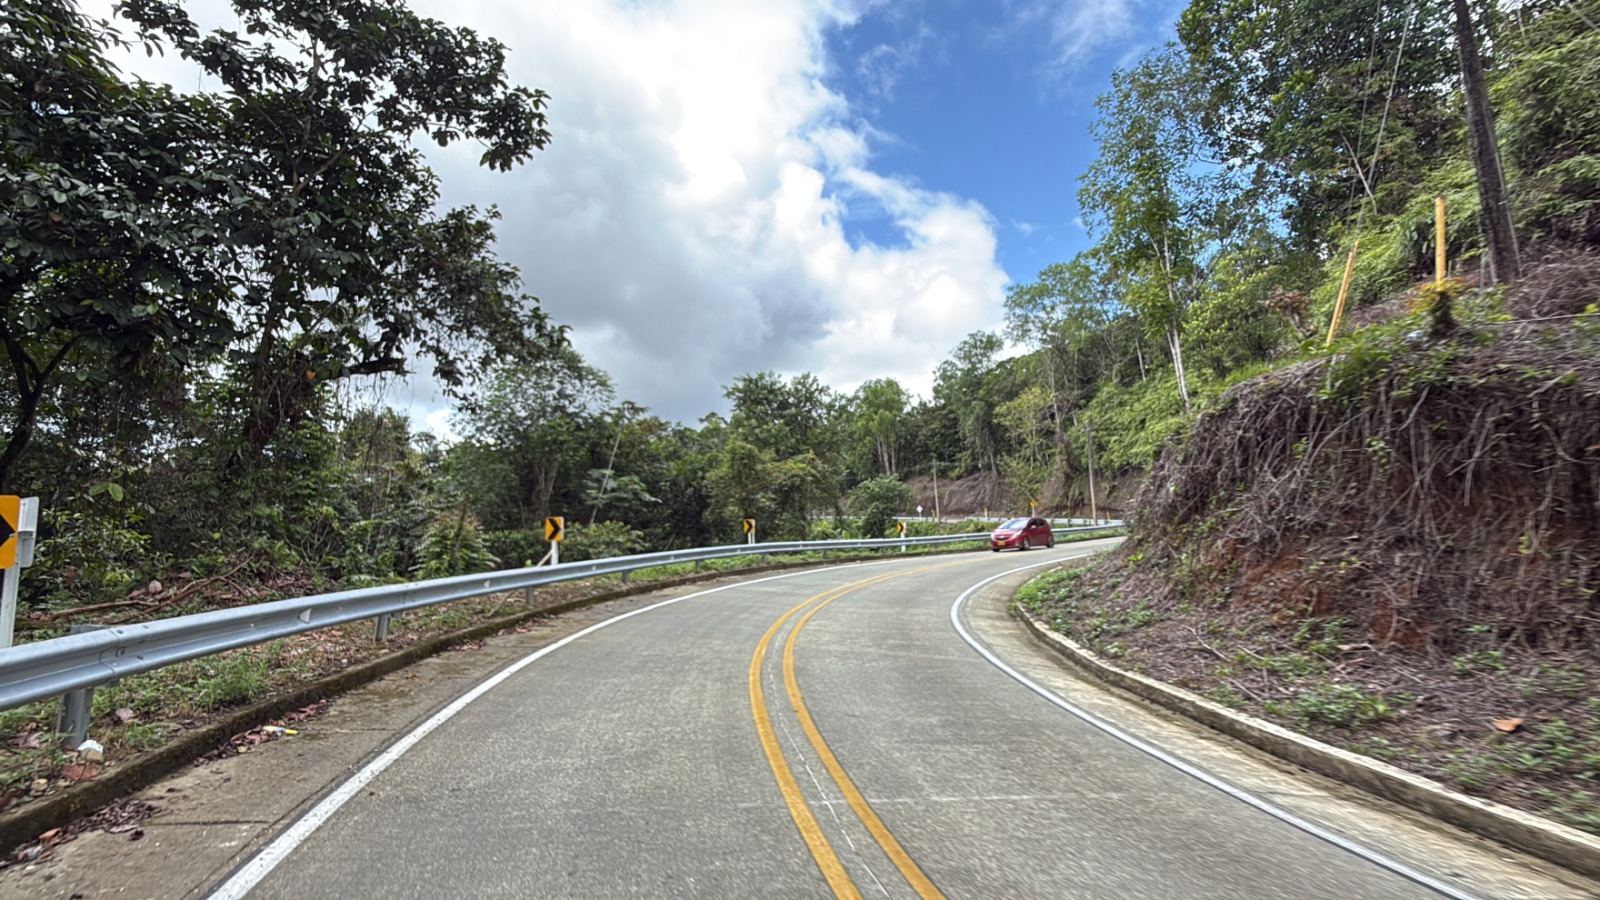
[{"xmin": 90, "ymin": 0, "xmax": 1014, "ymax": 421}]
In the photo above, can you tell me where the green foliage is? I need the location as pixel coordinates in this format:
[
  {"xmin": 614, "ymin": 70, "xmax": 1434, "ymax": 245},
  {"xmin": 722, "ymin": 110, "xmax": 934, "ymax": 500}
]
[
  {"xmin": 1265, "ymin": 684, "xmax": 1404, "ymax": 730},
  {"xmin": 932, "ymin": 331, "xmax": 1013, "ymax": 476},
  {"xmin": 0, "ymin": 0, "xmax": 239, "ymax": 491},
  {"xmin": 1495, "ymin": 5, "xmax": 1600, "ymax": 242},
  {"xmin": 32, "ymin": 508, "xmax": 154, "ymax": 609},
  {"xmin": 847, "ymin": 477, "xmax": 914, "ymax": 538},
  {"xmin": 484, "ymin": 529, "xmax": 546, "ymax": 569},
  {"xmin": 1014, "ymin": 567, "xmax": 1090, "ymax": 615},
  {"xmin": 413, "ymin": 512, "xmax": 499, "ymax": 579},
  {"xmin": 454, "ymin": 348, "xmax": 616, "ymax": 527},
  {"xmin": 111, "ymin": 0, "xmax": 558, "ymax": 461},
  {"xmin": 1178, "ymin": 0, "xmax": 1458, "ymax": 247},
  {"xmin": 103, "ymin": 651, "xmax": 273, "ymax": 718},
  {"xmin": 1080, "ymin": 374, "xmax": 1190, "ymax": 473},
  {"xmin": 559, "ymin": 521, "xmax": 647, "ymax": 563}
]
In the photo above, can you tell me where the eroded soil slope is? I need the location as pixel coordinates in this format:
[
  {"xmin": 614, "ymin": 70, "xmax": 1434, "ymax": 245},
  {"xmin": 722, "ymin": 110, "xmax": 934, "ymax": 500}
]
[{"xmin": 1023, "ymin": 257, "xmax": 1600, "ymax": 833}]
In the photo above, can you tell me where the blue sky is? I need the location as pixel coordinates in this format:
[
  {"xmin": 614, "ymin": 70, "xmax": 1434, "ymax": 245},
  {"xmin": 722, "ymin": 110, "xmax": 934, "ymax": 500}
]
[
  {"xmin": 819, "ymin": 0, "xmax": 1183, "ymax": 285},
  {"xmin": 96, "ymin": 0, "xmax": 1187, "ymax": 429}
]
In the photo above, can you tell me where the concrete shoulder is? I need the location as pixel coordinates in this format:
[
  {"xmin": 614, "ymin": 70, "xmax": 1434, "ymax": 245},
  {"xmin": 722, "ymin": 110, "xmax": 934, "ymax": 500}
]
[{"xmin": 1015, "ymin": 603, "xmax": 1600, "ymax": 882}]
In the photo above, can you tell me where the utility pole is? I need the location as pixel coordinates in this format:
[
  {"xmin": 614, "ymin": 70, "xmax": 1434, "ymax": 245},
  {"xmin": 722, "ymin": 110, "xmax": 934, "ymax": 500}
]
[{"xmin": 1452, "ymin": 0, "xmax": 1520, "ymax": 284}]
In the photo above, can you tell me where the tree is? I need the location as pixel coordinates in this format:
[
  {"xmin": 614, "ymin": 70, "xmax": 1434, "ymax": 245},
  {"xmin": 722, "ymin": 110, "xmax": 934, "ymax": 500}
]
[
  {"xmin": 995, "ymin": 382, "xmax": 1053, "ymax": 506},
  {"xmin": 932, "ymin": 331, "xmax": 1009, "ymax": 476},
  {"xmin": 1004, "ymin": 255, "xmax": 1129, "ymax": 441},
  {"xmin": 848, "ymin": 378, "xmax": 910, "ymax": 478},
  {"xmin": 1079, "ymin": 47, "xmax": 1214, "ymax": 413},
  {"xmin": 1178, "ymin": 0, "xmax": 1458, "ymax": 248},
  {"xmin": 724, "ymin": 371, "xmax": 843, "ymax": 462},
  {"xmin": 1, "ymin": 0, "xmax": 238, "ymax": 491},
  {"xmin": 1451, "ymin": 0, "xmax": 1520, "ymax": 283},
  {"xmin": 704, "ymin": 438, "xmax": 776, "ymax": 539},
  {"xmin": 847, "ymin": 476, "xmax": 913, "ymax": 538},
  {"xmin": 717, "ymin": 371, "xmax": 842, "ymax": 536},
  {"xmin": 116, "ymin": 0, "xmax": 559, "ymax": 462},
  {"xmin": 454, "ymin": 347, "xmax": 614, "ymax": 526}
]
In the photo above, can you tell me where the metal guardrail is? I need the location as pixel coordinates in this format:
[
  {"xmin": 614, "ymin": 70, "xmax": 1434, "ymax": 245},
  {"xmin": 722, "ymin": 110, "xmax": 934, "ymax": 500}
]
[{"xmin": 0, "ymin": 527, "xmax": 1121, "ymax": 715}]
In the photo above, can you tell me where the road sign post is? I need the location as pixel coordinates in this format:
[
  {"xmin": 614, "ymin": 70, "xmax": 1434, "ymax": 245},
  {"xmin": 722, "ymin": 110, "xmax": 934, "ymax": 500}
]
[
  {"xmin": 1, "ymin": 497, "xmax": 40, "ymax": 649},
  {"xmin": 544, "ymin": 516, "xmax": 564, "ymax": 566},
  {"xmin": 897, "ymin": 520, "xmax": 907, "ymax": 552},
  {"xmin": 742, "ymin": 518, "xmax": 755, "ymax": 546}
]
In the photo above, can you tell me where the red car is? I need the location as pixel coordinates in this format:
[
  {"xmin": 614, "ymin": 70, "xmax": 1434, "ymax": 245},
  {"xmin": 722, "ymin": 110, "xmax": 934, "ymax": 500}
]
[{"xmin": 990, "ymin": 517, "xmax": 1053, "ymax": 551}]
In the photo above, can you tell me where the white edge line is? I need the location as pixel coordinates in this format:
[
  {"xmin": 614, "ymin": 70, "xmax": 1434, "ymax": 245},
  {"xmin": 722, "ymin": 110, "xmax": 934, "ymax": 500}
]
[
  {"xmin": 948, "ymin": 554, "xmax": 1481, "ymax": 900},
  {"xmin": 209, "ymin": 565, "xmax": 859, "ymax": 900}
]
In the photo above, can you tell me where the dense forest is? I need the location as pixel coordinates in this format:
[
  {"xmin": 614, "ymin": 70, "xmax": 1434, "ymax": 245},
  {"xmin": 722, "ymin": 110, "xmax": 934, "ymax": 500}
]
[{"xmin": 5, "ymin": 0, "xmax": 1598, "ymax": 620}]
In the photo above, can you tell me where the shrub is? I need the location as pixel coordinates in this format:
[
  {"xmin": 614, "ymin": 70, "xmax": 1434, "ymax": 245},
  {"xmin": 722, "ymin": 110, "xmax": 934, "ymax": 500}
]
[
  {"xmin": 412, "ymin": 511, "xmax": 499, "ymax": 578},
  {"xmin": 847, "ymin": 477, "xmax": 914, "ymax": 538},
  {"xmin": 559, "ymin": 520, "xmax": 647, "ymax": 562}
]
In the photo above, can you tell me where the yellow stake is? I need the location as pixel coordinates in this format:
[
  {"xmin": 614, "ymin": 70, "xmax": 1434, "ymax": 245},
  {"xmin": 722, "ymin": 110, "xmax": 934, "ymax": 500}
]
[{"xmin": 1324, "ymin": 240, "xmax": 1360, "ymax": 348}]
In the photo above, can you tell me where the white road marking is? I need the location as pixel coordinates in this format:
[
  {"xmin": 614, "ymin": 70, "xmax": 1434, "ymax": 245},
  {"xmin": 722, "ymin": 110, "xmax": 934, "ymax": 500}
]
[
  {"xmin": 948, "ymin": 555, "xmax": 1481, "ymax": 900},
  {"xmin": 209, "ymin": 566, "xmax": 864, "ymax": 900}
]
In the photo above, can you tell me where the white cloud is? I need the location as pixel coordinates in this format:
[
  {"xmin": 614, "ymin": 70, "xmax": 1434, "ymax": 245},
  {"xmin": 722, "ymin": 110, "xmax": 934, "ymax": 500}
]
[
  {"xmin": 424, "ymin": 0, "xmax": 1009, "ymax": 417},
  {"xmin": 92, "ymin": 0, "xmax": 1013, "ymax": 422},
  {"xmin": 854, "ymin": 22, "xmax": 936, "ymax": 100},
  {"xmin": 998, "ymin": 0, "xmax": 1158, "ymax": 80}
]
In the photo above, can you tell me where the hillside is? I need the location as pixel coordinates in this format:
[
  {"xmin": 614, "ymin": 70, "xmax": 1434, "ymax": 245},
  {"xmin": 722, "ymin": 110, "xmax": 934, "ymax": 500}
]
[{"xmin": 1020, "ymin": 255, "xmax": 1600, "ymax": 833}]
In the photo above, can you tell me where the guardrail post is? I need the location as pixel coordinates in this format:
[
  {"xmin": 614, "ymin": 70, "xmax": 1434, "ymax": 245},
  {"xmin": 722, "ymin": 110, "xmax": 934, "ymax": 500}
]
[
  {"xmin": 374, "ymin": 613, "xmax": 392, "ymax": 644},
  {"xmin": 56, "ymin": 623, "xmax": 106, "ymax": 748},
  {"xmin": 621, "ymin": 570, "xmax": 630, "ymax": 586},
  {"xmin": 524, "ymin": 586, "xmax": 535, "ymax": 604}
]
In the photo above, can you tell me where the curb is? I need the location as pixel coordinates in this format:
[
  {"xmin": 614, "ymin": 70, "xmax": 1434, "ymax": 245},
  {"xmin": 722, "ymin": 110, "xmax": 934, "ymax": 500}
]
[
  {"xmin": 0, "ymin": 549, "xmax": 971, "ymax": 856},
  {"xmin": 1014, "ymin": 603, "xmax": 1600, "ymax": 882}
]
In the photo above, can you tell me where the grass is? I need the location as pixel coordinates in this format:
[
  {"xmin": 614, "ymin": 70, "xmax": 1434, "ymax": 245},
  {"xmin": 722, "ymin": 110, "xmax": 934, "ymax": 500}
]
[{"xmin": 1263, "ymin": 684, "xmax": 1406, "ymax": 730}]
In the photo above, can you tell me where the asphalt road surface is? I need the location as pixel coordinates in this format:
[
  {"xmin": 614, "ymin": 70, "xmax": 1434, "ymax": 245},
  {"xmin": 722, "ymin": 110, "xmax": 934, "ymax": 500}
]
[{"xmin": 209, "ymin": 543, "xmax": 1589, "ymax": 898}]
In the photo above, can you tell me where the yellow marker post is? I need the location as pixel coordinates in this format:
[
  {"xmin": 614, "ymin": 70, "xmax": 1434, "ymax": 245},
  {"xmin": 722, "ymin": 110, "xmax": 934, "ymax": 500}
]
[
  {"xmin": 1324, "ymin": 240, "xmax": 1360, "ymax": 347},
  {"xmin": 543, "ymin": 516, "xmax": 564, "ymax": 565},
  {"xmin": 0, "ymin": 496, "xmax": 17, "ymax": 570},
  {"xmin": 742, "ymin": 518, "xmax": 756, "ymax": 546}
]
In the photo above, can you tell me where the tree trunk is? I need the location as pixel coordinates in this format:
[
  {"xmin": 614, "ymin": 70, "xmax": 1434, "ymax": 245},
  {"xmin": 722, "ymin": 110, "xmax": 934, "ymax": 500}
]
[
  {"xmin": 1156, "ymin": 233, "xmax": 1190, "ymax": 411},
  {"xmin": 1046, "ymin": 349, "xmax": 1068, "ymax": 449},
  {"xmin": 0, "ymin": 337, "xmax": 75, "ymax": 494},
  {"xmin": 1452, "ymin": 0, "xmax": 1520, "ymax": 284},
  {"xmin": 1166, "ymin": 323, "xmax": 1192, "ymax": 414},
  {"xmin": 0, "ymin": 392, "xmax": 40, "ymax": 495}
]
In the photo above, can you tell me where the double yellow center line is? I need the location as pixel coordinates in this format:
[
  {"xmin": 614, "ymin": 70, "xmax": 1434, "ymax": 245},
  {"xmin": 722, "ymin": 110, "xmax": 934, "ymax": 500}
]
[{"xmin": 748, "ymin": 565, "xmax": 958, "ymax": 899}]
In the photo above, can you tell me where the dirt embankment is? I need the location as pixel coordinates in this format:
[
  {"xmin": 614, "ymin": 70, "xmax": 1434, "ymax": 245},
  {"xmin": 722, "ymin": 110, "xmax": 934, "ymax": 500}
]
[
  {"xmin": 1022, "ymin": 252, "xmax": 1600, "ymax": 834},
  {"xmin": 906, "ymin": 470, "xmax": 1139, "ymax": 520}
]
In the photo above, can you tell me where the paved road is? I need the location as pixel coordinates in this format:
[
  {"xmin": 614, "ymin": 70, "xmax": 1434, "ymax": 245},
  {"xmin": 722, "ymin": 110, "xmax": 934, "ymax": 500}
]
[{"xmin": 210, "ymin": 544, "xmax": 1582, "ymax": 898}]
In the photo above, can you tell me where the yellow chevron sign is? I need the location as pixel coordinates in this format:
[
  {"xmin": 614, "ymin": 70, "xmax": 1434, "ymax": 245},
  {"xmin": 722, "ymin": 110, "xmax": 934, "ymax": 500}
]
[
  {"xmin": 896, "ymin": 521, "xmax": 907, "ymax": 537},
  {"xmin": 544, "ymin": 516, "xmax": 564, "ymax": 542},
  {"xmin": 0, "ymin": 495, "xmax": 16, "ymax": 569},
  {"xmin": 742, "ymin": 518, "xmax": 756, "ymax": 536}
]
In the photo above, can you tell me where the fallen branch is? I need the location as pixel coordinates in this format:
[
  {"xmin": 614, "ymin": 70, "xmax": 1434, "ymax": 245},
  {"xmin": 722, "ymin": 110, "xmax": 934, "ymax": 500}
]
[{"xmin": 41, "ymin": 598, "xmax": 158, "ymax": 621}]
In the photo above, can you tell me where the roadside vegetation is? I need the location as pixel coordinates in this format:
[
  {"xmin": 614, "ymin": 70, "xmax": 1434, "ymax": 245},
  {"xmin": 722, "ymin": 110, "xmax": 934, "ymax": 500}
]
[
  {"xmin": 5, "ymin": 0, "xmax": 1600, "ymax": 852},
  {"xmin": 1018, "ymin": 0, "xmax": 1600, "ymax": 836}
]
